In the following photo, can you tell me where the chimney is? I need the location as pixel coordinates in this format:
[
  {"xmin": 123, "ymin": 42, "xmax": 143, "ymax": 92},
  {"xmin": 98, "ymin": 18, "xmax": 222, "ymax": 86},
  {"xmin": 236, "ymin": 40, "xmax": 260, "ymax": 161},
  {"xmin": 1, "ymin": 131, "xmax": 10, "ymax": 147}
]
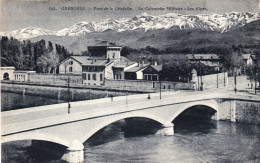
[{"xmin": 154, "ymin": 61, "xmax": 157, "ymax": 66}]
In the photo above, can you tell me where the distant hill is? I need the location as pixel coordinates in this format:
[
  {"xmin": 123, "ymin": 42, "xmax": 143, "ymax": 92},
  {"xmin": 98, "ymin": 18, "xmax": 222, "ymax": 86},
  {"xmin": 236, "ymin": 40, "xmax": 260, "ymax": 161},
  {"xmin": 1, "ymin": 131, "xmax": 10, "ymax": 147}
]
[
  {"xmin": 25, "ymin": 19, "xmax": 259, "ymax": 54},
  {"xmin": 1, "ymin": 12, "xmax": 259, "ymax": 54}
]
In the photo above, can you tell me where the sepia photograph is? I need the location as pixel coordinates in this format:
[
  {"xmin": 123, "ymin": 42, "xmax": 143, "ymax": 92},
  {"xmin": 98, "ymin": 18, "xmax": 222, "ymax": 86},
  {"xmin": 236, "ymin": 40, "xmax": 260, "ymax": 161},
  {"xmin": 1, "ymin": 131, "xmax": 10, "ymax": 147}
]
[{"xmin": 1, "ymin": 0, "xmax": 260, "ymax": 162}]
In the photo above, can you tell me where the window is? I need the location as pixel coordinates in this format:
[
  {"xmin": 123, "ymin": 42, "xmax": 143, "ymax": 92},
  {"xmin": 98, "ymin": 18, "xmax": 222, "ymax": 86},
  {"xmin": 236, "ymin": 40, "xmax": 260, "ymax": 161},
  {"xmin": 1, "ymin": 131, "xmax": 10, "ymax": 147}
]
[
  {"xmin": 69, "ymin": 61, "xmax": 73, "ymax": 65},
  {"xmin": 83, "ymin": 73, "xmax": 86, "ymax": 80},
  {"xmin": 93, "ymin": 74, "xmax": 96, "ymax": 80},
  {"xmin": 100, "ymin": 74, "xmax": 103, "ymax": 81},
  {"xmin": 119, "ymin": 74, "xmax": 121, "ymax": 79},
  {"xmin": 69, "ymin": 67, "xmax": 73, "ymax": 72},
  {"xmin": 88, "ymin": 74, "xmax": 91, "ymax": 80},
  {"xmin": 113, "ymin": 53, "xmax": 115, "ymax": 58}
]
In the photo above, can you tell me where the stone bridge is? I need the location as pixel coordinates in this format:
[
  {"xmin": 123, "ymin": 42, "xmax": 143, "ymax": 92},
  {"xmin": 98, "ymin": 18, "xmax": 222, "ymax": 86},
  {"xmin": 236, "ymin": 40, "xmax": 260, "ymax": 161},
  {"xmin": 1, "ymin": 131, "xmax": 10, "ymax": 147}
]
[{"xmin": 2, "ymin": 91, "xmax": 259, "ymax": 162}]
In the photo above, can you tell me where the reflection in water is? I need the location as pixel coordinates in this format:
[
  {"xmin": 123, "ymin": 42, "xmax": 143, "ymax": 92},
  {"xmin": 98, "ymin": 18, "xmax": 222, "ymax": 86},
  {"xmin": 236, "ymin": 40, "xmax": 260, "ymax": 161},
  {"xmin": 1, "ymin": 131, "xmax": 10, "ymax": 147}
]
[{"xmin": 1, "ymin": 92, "xmax": 260, "ymax": 163}]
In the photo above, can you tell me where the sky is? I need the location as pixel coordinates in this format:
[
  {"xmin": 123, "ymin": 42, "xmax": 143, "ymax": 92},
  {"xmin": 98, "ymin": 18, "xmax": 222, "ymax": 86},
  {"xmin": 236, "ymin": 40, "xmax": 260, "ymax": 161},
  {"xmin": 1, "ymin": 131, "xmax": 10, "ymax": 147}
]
[{"xmin": 0, "ymin": 0, "xmax": 259, "ymax": 31}]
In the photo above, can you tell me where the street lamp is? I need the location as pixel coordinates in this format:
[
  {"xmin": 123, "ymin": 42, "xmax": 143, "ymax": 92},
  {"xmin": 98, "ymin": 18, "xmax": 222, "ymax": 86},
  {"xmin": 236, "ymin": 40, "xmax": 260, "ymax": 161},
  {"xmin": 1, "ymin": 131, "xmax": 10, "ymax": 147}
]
[
  {"xmin": 61, "ymin": 77, "xmax": 71, "ymax": 114},
  {"xmin": 234, "ymin": 66, "xmax": 237, "ymax": 94},
  {"xmin": 254, "ymin": 66, "xmax": 258, "ymax": 95},
  {"xmin": 159, "ymin": 72, "xmax": 162, "ymax": 99},
  {"xmin": 255, "ymin": 72, "xmax": 257, "ymax": 95},
  {"xmin": 199, "ymin": 59, "xmax": 203, "ymax": 91},
  {"xmin": 223, "ymin": 67, "xmax": 226, "ymax": 87},
  {"xmin": 125, "ymin": 85, "xmax": 128, "ymax": 105}
]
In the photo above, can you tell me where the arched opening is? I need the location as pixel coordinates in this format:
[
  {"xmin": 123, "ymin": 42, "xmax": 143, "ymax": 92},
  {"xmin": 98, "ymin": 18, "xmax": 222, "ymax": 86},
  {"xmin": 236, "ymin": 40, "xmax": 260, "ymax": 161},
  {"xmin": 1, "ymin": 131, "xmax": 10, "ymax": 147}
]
[
  {"xmin": 84, "ymin": 117, "xmax": 162, "ymax": 146},
  {"xmin": 1, "ymin": 140, "xmax": 67, "ymax": 163},
  {"xmin": 173, "ymin": 105, "xmax": 217, "ymax": 133},
  {"xmin": 3, "ymin": 72, "xmax": 9, "ymax": 80}
]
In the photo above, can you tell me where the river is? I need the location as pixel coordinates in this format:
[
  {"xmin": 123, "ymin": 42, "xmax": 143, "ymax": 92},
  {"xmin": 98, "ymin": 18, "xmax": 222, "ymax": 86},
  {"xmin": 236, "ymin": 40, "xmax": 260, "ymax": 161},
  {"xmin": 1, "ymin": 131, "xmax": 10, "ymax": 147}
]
[{"xmin": 1, "ymin": 92, "xmax": 260, "ymax": 163}]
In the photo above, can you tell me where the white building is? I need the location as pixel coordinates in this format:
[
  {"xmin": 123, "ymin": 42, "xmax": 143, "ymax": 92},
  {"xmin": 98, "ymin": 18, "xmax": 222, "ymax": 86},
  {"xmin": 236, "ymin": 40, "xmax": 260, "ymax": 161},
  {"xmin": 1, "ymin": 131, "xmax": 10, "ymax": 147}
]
[{"xmin": 0, "ymin": 67, "xmax": 15, "ymax": 80}]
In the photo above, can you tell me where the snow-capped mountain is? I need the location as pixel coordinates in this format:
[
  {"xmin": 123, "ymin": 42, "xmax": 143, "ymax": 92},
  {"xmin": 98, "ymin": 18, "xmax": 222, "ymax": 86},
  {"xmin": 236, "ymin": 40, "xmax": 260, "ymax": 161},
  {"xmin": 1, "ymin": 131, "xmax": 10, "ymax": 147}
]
[
  {"xmin": 1, "ymin": 12, "xmax": 259, "ymax": 39},
  {"xmin": 0, "ymin": 27, "xmax": 56, "ymax": 40}
]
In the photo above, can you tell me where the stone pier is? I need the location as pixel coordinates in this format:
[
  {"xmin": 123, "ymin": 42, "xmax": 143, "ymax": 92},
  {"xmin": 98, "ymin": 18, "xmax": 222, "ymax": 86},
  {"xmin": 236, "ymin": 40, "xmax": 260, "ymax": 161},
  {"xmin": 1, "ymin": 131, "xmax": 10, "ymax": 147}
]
[
  {"xmin": 62, "ymin": 140, "xmax": 84, "ymax": 163},
  {"xmin": 156, "ymin": 123, "xmax": 174, "ymax": 136}
]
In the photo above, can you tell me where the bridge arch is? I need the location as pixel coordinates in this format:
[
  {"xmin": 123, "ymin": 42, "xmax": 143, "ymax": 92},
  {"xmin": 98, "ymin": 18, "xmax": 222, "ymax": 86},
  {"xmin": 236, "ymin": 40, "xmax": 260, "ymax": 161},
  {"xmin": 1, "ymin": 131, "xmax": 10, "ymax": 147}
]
[
  {"xmin": 165, "ymin": 100, "xmax": 218, "ymax": 124},
  {"xmin": 79, "ymin": 112, "xmax": 165, "ymax": 144},
  {"xmin": 2, "ymin": 132, "xmax": 70, "ymax": 147}
]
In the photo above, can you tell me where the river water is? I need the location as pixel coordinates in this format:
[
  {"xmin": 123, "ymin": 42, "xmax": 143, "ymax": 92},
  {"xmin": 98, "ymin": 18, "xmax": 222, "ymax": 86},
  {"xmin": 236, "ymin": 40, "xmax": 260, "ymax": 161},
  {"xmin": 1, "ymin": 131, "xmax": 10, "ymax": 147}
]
[{"xmin": 1, "ymin": 92, "xmax": 260, "ymax": 163}]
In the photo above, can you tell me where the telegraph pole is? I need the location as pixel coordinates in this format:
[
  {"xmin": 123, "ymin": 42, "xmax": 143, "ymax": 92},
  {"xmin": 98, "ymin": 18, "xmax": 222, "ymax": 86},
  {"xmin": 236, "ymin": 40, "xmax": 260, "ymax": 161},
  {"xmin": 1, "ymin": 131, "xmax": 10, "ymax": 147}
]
[
  {"xmin": 199, "ymin": 60, "xmax": 202, "ymax": 91},
  {"xmin": 224, "ymin": 68, "xmax": 226, "ymax": 87},
  {"xmin": 255, "ymin": 73, "xmax": 257, "ymax": 94},
  {"xmin": 234, "ymin": 67, "xmax": 237, "ymax": 94},
  {"xmin": 67, "ymin": 77, "xmax": 71, "ymax": 114},
  {"xmin": 159, "ymin": 75, "xmax": 162, "ymax": 100}
]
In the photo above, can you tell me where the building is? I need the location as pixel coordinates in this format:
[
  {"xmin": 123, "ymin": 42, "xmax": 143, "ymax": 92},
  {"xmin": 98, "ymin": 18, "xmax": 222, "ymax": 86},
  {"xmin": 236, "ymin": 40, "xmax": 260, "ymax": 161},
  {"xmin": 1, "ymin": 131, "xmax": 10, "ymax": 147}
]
[
  {"xmin": 186, "ymin": 54, "xmax": 222, "ymax": 71},
  {"xmin": 112, "ymin": 57, "xmax": 138, "ymax": 80},
  {"xmin": 0, "ymin": 67, "xmax": 15, "ymax": 80},
  {"xmin": 82, "ymin": 59, "xmax": 114, "ymax": 85},
  {"xmin": 59, "ymin": 43, "xmax": 127, "ymax": 85},
  {"xmin": 125, "ymin": 63, "xmax": 150, "ymax": 80},
  {"xmin": 240, "ymin": 53, "xmax": 254, "ymax": 74},
  {"xmin": 242, "ymin": 54, "xmax": 254, "ymax": 65},
  {"xmin": 59, "ymin": 56, "xmax": 91, "ymax": 74},
  {"xmin": 0, "ymin": 67, "xmax": 36, "ymax": 82},
  {"xmin": 143, "ymin": 64, "xmax": 162, "ymax": 81},
  {"xmin": 59, "ymin": 43, "xmax": 163, "ymax": 85},
  {"xmin": 87, "ymin": 44, "xmax": 122, "ymax": 61}
]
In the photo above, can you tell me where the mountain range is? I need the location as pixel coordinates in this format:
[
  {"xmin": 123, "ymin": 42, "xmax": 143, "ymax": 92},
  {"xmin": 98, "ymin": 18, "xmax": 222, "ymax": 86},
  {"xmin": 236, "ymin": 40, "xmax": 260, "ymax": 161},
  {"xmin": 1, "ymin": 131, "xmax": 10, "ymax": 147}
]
[{"xmin": 1, "ymin": 12, "xmax": 259, "ymax": 40}]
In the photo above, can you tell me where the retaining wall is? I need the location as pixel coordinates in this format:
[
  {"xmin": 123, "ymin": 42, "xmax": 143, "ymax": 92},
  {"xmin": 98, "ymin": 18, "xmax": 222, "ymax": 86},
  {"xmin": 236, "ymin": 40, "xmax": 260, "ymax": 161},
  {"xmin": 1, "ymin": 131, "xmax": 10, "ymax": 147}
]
[
  {"xmin": 28, "ymin": 73, "xmax": 82, "ymax": 85},
  {"xmin": 197, "ymin": 72, "xmax": 228, "ymax": 90},
  {"xmin": 105, "ymin": 79, "xmax": 195, "ymax": 91}
]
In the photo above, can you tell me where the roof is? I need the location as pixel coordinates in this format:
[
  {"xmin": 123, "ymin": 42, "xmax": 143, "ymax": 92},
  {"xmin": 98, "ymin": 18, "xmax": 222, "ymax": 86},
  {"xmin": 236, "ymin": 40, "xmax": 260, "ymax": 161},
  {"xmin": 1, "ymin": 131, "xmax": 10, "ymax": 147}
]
[
  {"xmin": 186, "ymin": 54, "xmax": 220, "ymax": 60},
  {"xmin": 191, "ymin": 69, "xmax": 197, "ymax": 74},
  {"xmin": 81, "ymin": 58, "xmax": 113, "ymax": 66},
  {"xmin": 70, "ymin": 56, "xmax": 91, "ymax": 64},
  {"xmin": 242, "ymin": 54, "xmax": 252, "ymax": 60},
  {"xmin": 150, "ymin": 65, "xmax": 162, "ymax": 72},
  {"xmin": 59, "ymin": 56, "xmax": 91, "ymax": 65},
  {"xmin": 59, "ymin": 56, "xmax": 113, "ymax": 66},
  {"xmin": 125, "ymin": 64, "xmax": 150, "ymax": 72},
  {"xmin": 113, "ymin": 56, "xmax": 136, "ymax": 68}
]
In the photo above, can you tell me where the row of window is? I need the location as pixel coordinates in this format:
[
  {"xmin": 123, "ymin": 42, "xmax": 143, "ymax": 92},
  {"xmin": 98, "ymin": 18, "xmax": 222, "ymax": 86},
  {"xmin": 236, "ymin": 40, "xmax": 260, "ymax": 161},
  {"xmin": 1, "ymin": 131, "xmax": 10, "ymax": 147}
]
[
  {"xmin": 83, "ymin": 73, "xmax": 103, "ymax": 81},
  {"xmin": 82, "ymin": 66, "xmax": 104, "ymax": 72}
]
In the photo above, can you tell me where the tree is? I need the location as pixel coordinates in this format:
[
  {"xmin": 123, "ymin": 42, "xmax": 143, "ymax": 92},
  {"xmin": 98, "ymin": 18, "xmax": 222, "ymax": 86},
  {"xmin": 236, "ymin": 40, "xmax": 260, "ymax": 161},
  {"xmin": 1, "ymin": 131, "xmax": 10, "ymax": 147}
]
[
  {"xmin": 48, "ymin": 41, "xmax": 53, "ymax": 52},
  {"xmin": 37, "ymin": 51, "xmax": 59, "ymax": 73},
  {"xmin": 221, "ymin": 51, "xmax": 244, "ymax": 75}
]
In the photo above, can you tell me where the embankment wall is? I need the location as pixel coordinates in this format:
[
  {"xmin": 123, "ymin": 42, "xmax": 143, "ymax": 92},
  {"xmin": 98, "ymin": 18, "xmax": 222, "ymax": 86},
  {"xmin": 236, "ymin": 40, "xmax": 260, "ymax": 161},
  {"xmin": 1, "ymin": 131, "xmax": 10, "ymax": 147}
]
[
  {"xmin": 217, "ymin": 99, "xmax": 260, "ymax": 125},
  {"xmin": 1, "ymin": 82, "xmax": 134, "ymax": 101}
]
